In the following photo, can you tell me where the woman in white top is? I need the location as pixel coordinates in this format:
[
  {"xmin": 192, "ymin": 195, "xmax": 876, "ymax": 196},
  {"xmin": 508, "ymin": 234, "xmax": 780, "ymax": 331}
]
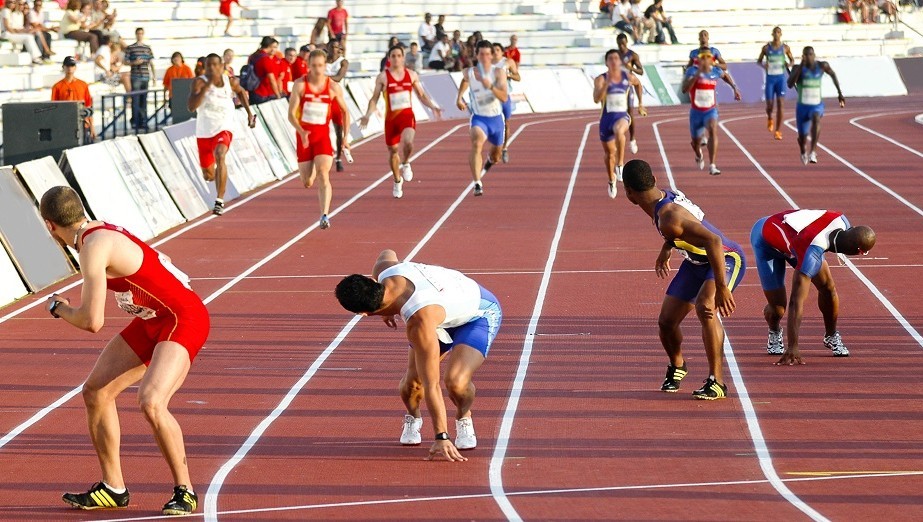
[
  {"xmin": 310, "ymin": 17, "xmax": 328, "ymax": 47},
  {"xmin": 94, "ymin": 36, "xmax": 130, "ymax": 90},
  {"xmin": 1, "ymin": 1, "xmax": 43, "ymax": 63},
  {"xmin": 60, "ymin": 0, "xmax": 99, "ymax": 55}
]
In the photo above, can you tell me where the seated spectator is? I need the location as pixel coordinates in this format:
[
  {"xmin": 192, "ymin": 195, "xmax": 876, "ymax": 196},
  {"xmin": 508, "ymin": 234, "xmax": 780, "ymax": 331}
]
[
  {"xmin": 505, "ymin": 34, "xmax": 521, "ymax": 64},
  {"xmin": 648, "ymin": 0, "xmax": 678, "ymax": 44},
  {"xmin": 405, "ymin": 41, "xmax": 421, "ymax": 71},
  {"xmin": 223, "ymin": 47, "xmax": 235, "ymax": 76},
  {"xmin": 163, "ymin": 51, "xmax": 194, "ymax": 99},
  {"xmin": 418, "ymin": 12, "xmax": 435, "ymax": 54},
  {"xmin": 434, "ymin": 14, "xmax": 446, "ymax": 40},
  {"xmin": 310, "ymin": 17, "xmax": 327, "ymax": 48},
  {"xmin": 2, "ymin": 0, "xmax": 43, "ymax": 64},
  {"xmin": 878, "ymin": 0, "xmax": 897, "ymax": 22},
  {"xmin": 52, "ymin": 56, "xmax": 95, "ymax": 140},
  {"xmin": 60, "ymin": 0, "xmax": 99, "ymax": 55},
  {"xmin": 26, "ymin": 0, "xmax": 55, "ymax": 60},
  {"xmin": 427, "ymin": 33, "xmax": 450, "ymax": 70},
  {"xmin": 94, "ymin": 36, "xmax": 124, "ymax": 88},
  {"xmin": 290, "ymin": 44, "xmax": 309, "ymax": 80},
  {"xmin": 599, "ymin": 0, "xmax": 616, "ymax": 17},
  {"xmin": 612, "ymin": 0, "xmax": 639, "ymax": 42},
  {"xmin": 194, "ymin": 56, "xmax": 206, "ymax": 76},
  {"xmin": 248, "ymin": 36, "xmax": 282, "ymax": 104},
  {"xmin": 630, "ymin": 0, "xmax": 651, "ymax": 42},
  {"xmin": 91, "ymin": 0, "xmax": 118, "ymax": 42}
]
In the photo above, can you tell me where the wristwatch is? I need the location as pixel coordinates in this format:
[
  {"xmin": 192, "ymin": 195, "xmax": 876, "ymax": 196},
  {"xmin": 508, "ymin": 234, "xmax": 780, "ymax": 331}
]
[
  {"xmin": 48, "ymin": 299, "xmax": 63, "ymax": 318},
  {"xmin": 435, "ymin": 432, "xmax": 449, "ymax": 441}
]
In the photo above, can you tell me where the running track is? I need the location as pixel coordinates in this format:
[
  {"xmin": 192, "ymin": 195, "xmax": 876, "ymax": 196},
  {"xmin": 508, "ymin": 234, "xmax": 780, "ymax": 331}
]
[{"xmin": 1, "ymin": 96, "xmax": 922, "ymax": 521}]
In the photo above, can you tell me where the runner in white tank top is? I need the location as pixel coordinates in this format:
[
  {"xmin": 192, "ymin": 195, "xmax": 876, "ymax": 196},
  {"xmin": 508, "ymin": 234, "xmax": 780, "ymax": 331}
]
[
  {"xmin": 335, "ymin": 249, "xmax": 504, "ymax": 459},
  {"xmin": 188, "ymin": 54, "xmax": 256, "ymax": 215},
  {"xmin": 491, "ymin": 43, "xmax": 521, "ymax": 164},
  {"xmin": 325, "ymin": 40, "xmax": 352, "ymax": 171}
]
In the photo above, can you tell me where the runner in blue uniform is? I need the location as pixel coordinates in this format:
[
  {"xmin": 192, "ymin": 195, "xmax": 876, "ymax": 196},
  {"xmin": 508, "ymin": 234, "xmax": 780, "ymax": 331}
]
[{"xmin": 788, "ymin": 46, "xmax": 845, "ymax": 165}]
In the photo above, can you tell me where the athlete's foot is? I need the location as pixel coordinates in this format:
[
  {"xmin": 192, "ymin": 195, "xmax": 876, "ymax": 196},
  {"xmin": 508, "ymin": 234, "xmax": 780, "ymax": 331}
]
[
  {"xmin": 630, "ymin": 139, "xmax": 638, "ymax": 154},
  {"xmin": 607, "ymin": 181, "xmax": 617, "ymax": 199},
  {"xmin": 709, "ymin": 164, "xmax": 721, "ymax": 176},
  {"xmin": 616, "ymin": 165, "xmax": 623, "ymax": 182},
  {"xmin": 212, "ymin": 199, "xmax": 225, "ymax": 216},
  {"xmin": 695, "ymin": 152, "xmax": 705, "ymax": 170},
  {"xmin": 774, "ymin": 131, "xmax": 782, "ymax": 141},
  {"xmin": 473, "ymin": 182, "xmax": 483, "ymax": 197},
  {"xmin": 809, "ymin": 151, "xmax": 818, "ymax": 164},
  {"xmin": 801, "ymin": 153, "xmax": 809, "ymax": 165},
  {"xmin": 400, "ymin": 163, "xmax": 414, "ymax": 182},
  {"xmin": 335, "ymin": 159, "xmax": 344, "ymax": 172},
  {"xmin": 343, "ymin": 148, "xmax": 354, "ymax": 164},
  {"xmin": 392, "ymin": 180, "xmax": 403, "ymax": 199},
  {"xmin": 319, "ymin": 214, "xmax": 330, "ymax": 229},
  {"xmin": 501, "ymin": 148, "xmax": 509, "ymax": 163},
  {"xmin": 767, "ymin": 117, "xmax": 774, "ymax": 132}
]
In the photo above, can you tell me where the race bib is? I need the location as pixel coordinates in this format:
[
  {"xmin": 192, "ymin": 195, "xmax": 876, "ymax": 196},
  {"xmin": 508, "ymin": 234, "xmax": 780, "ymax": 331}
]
[
  {"xmin": 475, "ymin": 91, "xmax": 495, "ymax": 110},
  {"xmin": 158, "ymin": 252, "xmax": 192, "ymax": 290},
  {"xmin": 694, "ymin": 88, "xmax": 715, "ymax": 108},
  {"xmin": 389, "ymin": 90, "xmax": 412, "ymax": 111},
  {"xmin": 802, "ymin": 86, "xmax": 821, "ymax": 105},
  {"xmin": 115, "ymin": 290, "xmax": 157, "ymax": 319},
  {"xmin": 301, "ymin": 101, "xmax": 328, "ymax": 125},
  {"xmin": 606, "ymin": 92, "xmax": 628, "ymax": 113},
  {"xmin": 768, "ymin": 61, "xmax": 785, "ymax": 76},
  {"xmin": 672, "ymin": 190, "xmax": 705, "ymax": 221}
]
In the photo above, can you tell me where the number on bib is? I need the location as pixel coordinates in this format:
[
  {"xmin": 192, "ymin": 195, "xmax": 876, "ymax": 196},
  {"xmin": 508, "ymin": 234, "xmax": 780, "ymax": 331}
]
[
  {"xmin": 389, "ymin": 90, "xmax": 411, "ymax": 111},
  {"xmin": 768, "ymin": 61, "xmax": 785, "ymax": 76},
  {"xmin": 301, "ymin": 101, "xmax": 329, "ymax": 125},
  {"xmin": 802, "ymin": 87, "xmax": 821, "ymax": 105},
  {"xmin": 672, "ymin": 190, "xmax": 705, "ymax": 221},
  {"xmin": 606, "ymin": 92, "xmax": 628, "ymax": 113},
  {"xmin": 694, "ymin": 88, "xmax": 715, "ymax": 108},
  {"xmin": 115, "ymin": 291, "xmax": 158, "ymax": 319}
]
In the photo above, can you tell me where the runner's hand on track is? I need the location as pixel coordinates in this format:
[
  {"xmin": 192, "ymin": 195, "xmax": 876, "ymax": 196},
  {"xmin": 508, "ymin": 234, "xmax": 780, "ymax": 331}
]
[
  {"xmin": 425, "ymin": 440, "xmax": 467, "ymax": 462},
  {"xmin": 775, "ymin": 349, "xmax": 804, "ymax": 366}
]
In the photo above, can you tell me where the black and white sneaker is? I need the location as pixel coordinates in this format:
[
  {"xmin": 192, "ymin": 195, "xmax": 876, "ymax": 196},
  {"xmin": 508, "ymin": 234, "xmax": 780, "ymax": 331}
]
[
  {"xmin": 473, "ymin": 182, "xmax": 483, "ymax": 197},
  {"xmin": 767, "ymin": 329, "xmax": 783, "ymax": 355},
  {"xmin": 162, "ymin": 485, "xmax": 198, "ymax": 516},
  {"xmin": 692, "ymin": 377, "xmax": 728, "ymax": 400},
  {"xmin": 62, "ymin": 482, "xmax": 130, "ymax": 510},
  {"xmin": 212, "ymin": 200, "xmax": 225, "ymax": 216},
  {"xmin": 824, "ymin": 331, "xmax": 849, "ymax": 357},
  {"xmin": 660, "ymin": 363, "xmax": 687, "ymax": 392}
]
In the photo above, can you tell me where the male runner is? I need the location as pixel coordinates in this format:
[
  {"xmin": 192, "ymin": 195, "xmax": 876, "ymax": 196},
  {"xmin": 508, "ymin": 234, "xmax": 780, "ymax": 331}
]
[
  {"xmin": 788, "ymin": 46, "xmax": 845, "ymax": 165},
  {"xmin": 681, "ymin": 50, "xmax": 740, "ymax": 175},
  {"xmin": 616, "ymin": 33, "xmax": 648, "ymax": 154},
  {"xmin": 594, "ymin": 48, "xmax": 643, "ymax": 199},
  {"xmin": 686, "ymin": 29, "xmax": 727, "ymax": 71},
  {"xmin": 757, "ymin": 27, "xmax": 794, "ymax": 140},
  {"xmin": 326, "ymin": 39, "xmax": 353, "ymax": 172},
  {"xmin": 188, "ymin": 53, "xmax": 256, "ymax": 216},
  {"xmin": 360, "ymin": 45, "xmax": 443, "ymax": 199},
  {"xmin": 492, "ymin": 42, "xmax": 520, "ymax": 163},
  {"xmin": 41, "ymin": 186, "xmax": 209, "ymax": 515}
]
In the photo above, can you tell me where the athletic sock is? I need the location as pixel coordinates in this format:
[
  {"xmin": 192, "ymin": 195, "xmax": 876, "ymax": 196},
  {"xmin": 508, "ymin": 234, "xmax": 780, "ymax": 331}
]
[
  {"xmin": 480, "ymin": 160, "xmax": 494, "ymax": 176},
  {"xmin": 103, "ymin": 482, "xmax": 127, "ymax": 494},
  {"xmin": 215, "ymin": 198, "xmax": 223, "ymax": 204}
]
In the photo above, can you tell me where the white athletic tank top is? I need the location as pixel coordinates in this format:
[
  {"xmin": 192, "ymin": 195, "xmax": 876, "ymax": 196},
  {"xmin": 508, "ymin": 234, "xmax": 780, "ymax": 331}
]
[
  {"xmin": 326, "ymin": 56, "xmax": 345, "ymax": 78},
  {"xmin": 378, "ymin": 262, "xmax": 482, "ymax": 343},
  {"xmin": 467, "ymin": 65, "xmax": 502, "ymax": 117},
  {"xmin": 195, "ymin": 75, "xmax": 236, "ymax": 138}
]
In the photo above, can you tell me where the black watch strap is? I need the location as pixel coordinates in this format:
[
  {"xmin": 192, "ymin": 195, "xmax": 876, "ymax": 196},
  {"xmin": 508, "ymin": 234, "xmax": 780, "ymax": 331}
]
[
  {"xmin": 435, "ymin": 432, "xmax": 449, "ymax": 441},
  {"xmin": 49, "ymin": 300, "xmax": 62, "ymax": 318}
]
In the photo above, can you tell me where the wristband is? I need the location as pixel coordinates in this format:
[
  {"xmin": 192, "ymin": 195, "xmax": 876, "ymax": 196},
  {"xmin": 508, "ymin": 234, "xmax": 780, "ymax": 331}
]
[
  {"xmin": 48, "ymin": 299, "xmax": 63, "ymax": 318},
  {"xmin": 435, "ymin": 432, "xmax": 449, "ymax": 441}
]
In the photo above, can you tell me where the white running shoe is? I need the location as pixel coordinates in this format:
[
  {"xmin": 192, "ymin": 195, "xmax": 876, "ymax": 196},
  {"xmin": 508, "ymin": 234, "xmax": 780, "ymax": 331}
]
[
  {"xmin": 400, "ymin": 163, "xmax": 414, "ymax": 182},
  {"xmin": 319, "ymin": 214, "xmax": 330, "ymax": 230},
  {"xmin": 455, "ymin": 417, "xmax": 477, "ymax": 450},
  {"xmin": 695, "ymin": 153, "xmax": 705, "ymax": 170},
  {"xmin": 709, "ymin": 164, "xmax": 721, "ymax": 176},
  {"xmin": 343, "ymin": 148, "xmax": 354, "ymax": 164},
  {"xmin": 616, "ymin": 165, "xmax": 623, "ymax": 182},
  {"xmin": 393, "ymin": 180, "xmax": 403, "ymax": 199},
  {"xmin": 809, "ymin": 151, "xmax": 818, "ymax": 164},
  {"xmin": 767, "ymin": 329, "xmax": 783, "ymax": 355},
  {"xmin": 801, "ymin": 153, "xmax": 809, "ymax": 165},
  {"xmin": 607, "ymin": 181, "xmax": 617, "ymax": 199},
  {"xmin": 630, "ymin": 139, "xmax": 638, "ymax": 154},
  {"xmin": 824, "ymin": 331, "xmax": 849, "ymax": 357},
  {"xmin": 400, "ymin": 415, "xmax": 423, "ymax": 445},
  {"xmin": 473, "ymin": 182, "xmax": 483, "ymax": 197},
  {"xmin": 501, "ymin": 148, "xmax": 509, "ymax": 163}
]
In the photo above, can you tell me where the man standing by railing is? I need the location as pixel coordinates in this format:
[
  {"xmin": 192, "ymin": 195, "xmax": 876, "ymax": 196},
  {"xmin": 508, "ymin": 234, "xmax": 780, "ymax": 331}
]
[{"xmin": 126, "ymin": 26, "xmax": 154, "ymax": 131}]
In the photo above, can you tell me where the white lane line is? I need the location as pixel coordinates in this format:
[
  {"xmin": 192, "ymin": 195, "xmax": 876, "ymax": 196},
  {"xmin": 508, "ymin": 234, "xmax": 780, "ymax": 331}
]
[
  {"xmin": 204, "ymin": 115, "xmax": 589, "ymax": 521},
  {"xmin": 0, "ymin": 127, "xmax": 452, "ymax": 452},
  {"xmin": 850, "ymin": 112, "xmax": 923, "ymax": 159},
  {"xmin": 781, "ymin": 117, "xmax": 923, "ymax": 219},
  {"xmin": 722, "ymin": 115, "xmax": 923, "ymax": 350},
  {"xmin": 655, "ymin": 116, "xmax": 829, "ymax": 521},
  {"xmin": 0, "ymin": 131, "xmax": 381, "ymax": 325},
  {"xmin": 489, "ymin": 121, "xmax": 594, "ymax": 522},
  {"xmin": 100, "ymin": 471, "xmax": 923, "ymax": 521}
]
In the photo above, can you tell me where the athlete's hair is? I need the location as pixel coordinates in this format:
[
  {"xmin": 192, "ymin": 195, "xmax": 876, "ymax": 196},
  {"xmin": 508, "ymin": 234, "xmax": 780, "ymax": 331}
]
[
  {"xmin": 308, "ymin": 49, "xmax": 327, "ymax": 62},
  {"xmin": 205, "ymin": 53, "xmax": 222, "ymax": 63},
  {"xmin": 476, "ymin": 40, "xmax": 493, "ymax": 52},
  {"xmin": 335, "ymin": 275, "xmax": 386, "ymax": 314},
  {"xmin": 40, "ymin": 186, "xmax": 86, "ymax": 227},
  {"xmin": 604, "ymin": 48, "xmax": 619, "ymax": 62},
  {"xmin": 616, "ymin": 33, "xmax": 628, "ymax": 44},
  {"xmin": 388, "ymin": 44, "xmax": 405, "ymax": 57},
  {"xmin": 622, "ymin": 160, "xmax": 656, "ymax": 192},
  {"xmin": 492, "ymin": 42, "xmax": 504, "ymax": 53},
  {"xmin": 803, "ymin": 46, "xmax": 814, "ymax": 55}
]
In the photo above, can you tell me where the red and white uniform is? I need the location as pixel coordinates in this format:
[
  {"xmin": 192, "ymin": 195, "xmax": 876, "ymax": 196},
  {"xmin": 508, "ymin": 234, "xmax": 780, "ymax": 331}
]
[
  {"xmin": 383, "ymin": 68, "xmax": 416, "ymax": 146},
  {"xmin": 81, "ymin": 223, "xmax": 210, "ymax": 365},
  {"xmin": 762, "ymin": 209, "xmax": 847, "ymax": 274},
  {"xmin": 688, "ymin": 68, "xmax": 721, "ymax": 112},
  {"xmin": 195, "ymin": 76, "xmax": 236, "ymax": 169},
  {"xmin": 296, "ymin": 77, "xmax": 335, "ymax": 162},
  {"xmin": 326, "ymin": 57, "xmax": 347, "ymax": 126}
]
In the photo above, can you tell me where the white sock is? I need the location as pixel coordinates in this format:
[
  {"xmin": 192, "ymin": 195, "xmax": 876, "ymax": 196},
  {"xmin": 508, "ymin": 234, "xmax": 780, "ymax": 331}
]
[
  {"xmin": 215, "ymin": 198, "xmax": 223, "ymax": 204},
  {"xmin": 103, "ymin": 482, "xmax": 127, "ymax": 494}
]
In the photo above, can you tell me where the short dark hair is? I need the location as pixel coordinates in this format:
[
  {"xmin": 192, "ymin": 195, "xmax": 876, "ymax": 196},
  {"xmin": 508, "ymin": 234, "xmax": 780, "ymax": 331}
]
[
  {"xmin": 492, "ymin": 42, "xmax": 504, "ymax": 52},
  {"xmin": 335, "ymin": 275, "xmax": 385, "ymax": 314},
  {"xmin": 260, "ymin": 36, "xmax": 278, "ymax": 49},
  {"xmin": 171, "ymin": 51, "xmax": 184, "ymax": 62},
  {"xmin": 476, "ymin": 40, "xmax": 493, "ymax": 52},
  {"xmin": 622, "ymin": 159, "xmax": 656, "ymax": 192},
  {"xmin": 284, "ymin": 47, "xmax": 296, "ymax": 54},
  {"xmin": 206, "ymin": 53, "xmax": 221, "ymax": 63},
  {"xmin": 616, "ymin": 33, "xmax": 628, "ymax": 43},
  {"xmin": 135, "ymin": 27, "xmax": 144, "ymax": 34},
  {"xmin": 388, "ymin": 44, "xmax": 405, "ymax": 56},
  {"xmin": 604, "ymin": 48, "xmax": 619, "ymax": 62},
  {"xmin": 40, "ymin": 186, "xmax": 86, "ymax": 227}
]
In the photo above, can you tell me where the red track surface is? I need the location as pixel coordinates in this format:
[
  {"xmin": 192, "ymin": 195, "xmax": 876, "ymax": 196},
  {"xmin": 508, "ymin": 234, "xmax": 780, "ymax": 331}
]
[{"xmin": 1, "ymin": 97, "xmax": 922, "ymax": 521}]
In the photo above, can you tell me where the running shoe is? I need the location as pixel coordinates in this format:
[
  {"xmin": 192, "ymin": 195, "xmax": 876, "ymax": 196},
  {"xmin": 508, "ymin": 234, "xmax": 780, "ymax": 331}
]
[
  {"xmin": 616, "ymin": 164, "xmax": 624, "ymax": 182},
  {"xmin": 319, "ymin": 214, "xmax": 330, "ymax": 230},
  {"xmin": 473, "ymin": 182, "xmax": 483, "ymax": 197},
  {"xmin": 62, "ymin": 482, "xmax": 130, "ymax": 510},
  {"xmin": 801, "ymin": 153, "xmax": 809, "ymax": 165},
  {"xmin": 455, "ymin": 417, "xmax": 477, "ymax": 450},
  {"xmin": 809, "ymin": 151, "xmax": 818, "ymax": 164},
  {"xmin": 824, "ymin": 331, "xmax": 849, "ymax": 357},
  {"xmin": 695, "ymin": 153, "xmax": 705, "ymax": 170},
  {"xmin": 343, "ymin": 148, "xmax": 354, "ymax": 164},
  {"xmin": 335, "ymin": 159, "xmax": 344, "ymax": 172},
  {"xmin": 162, "ymin": 485, "xmax": 198, "ymax": 516},
  {"xmin": 709, "ymin": 164, "xmax": 721, "ymax": 176},
  {"xmin": 607, "ymin": 181, "xmax": 617, "ymax": 199},
  {"xmin": 767, "ymin": 328, "xmax": 783, "ymax": 355},
  {"xmin": 393, "ymin": 180, "xmax": 403, "ymax": 199},
  {"xmin": 692, "ymin": 378, "xmax": 728, "ymax": 400},
  {"xmin": 212, "ymin": 199, "xmax": 225, "ymax": 216},
  {"xmin": 767, "ymin": 117, "xmax": 774, "ymax": 132},
  {"xmin": 501, "ymin": 148, "xmax": 509, "ymax": 163},
  {"xmin": 774, "ymin": 131, "xmax": 782, "ymax": 141},
  {"xmin": 400, "ymin": 414, "xmax": 423, "ymax": 445},
  {"xmin": 400, "ymin": 163, "xmax": 414, "ymax": 182},
  {"xmin": 630, "ymin": 139, "xmax": 638, "ymax": 154},
  {"xmin": 660, "ymin": 363, "xmax": 687, "ymax": 392}
]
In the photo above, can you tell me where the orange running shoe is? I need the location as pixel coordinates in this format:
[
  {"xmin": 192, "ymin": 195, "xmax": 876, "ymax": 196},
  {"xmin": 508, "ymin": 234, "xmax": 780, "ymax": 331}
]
[
  {"xmin": 767, "ymin": 117, "xmax": 774, "ymax": 132},
  {"xmin": 774, "ymin": 131, "xmax": 782, "ymax": 140}
]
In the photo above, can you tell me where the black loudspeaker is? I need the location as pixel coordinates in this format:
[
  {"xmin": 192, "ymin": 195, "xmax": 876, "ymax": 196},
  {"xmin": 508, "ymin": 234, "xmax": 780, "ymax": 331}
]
[
  {"xmin": 171, "ymin": 78, "xmax": 196, "ymax": 124},
  {"xmin": 1, "ymin": 101, "xmax": 84, "ymax": 166}
]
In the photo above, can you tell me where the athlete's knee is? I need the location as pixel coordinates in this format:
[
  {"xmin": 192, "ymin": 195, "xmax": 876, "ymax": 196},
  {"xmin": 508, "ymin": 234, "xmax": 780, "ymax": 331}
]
[
  {"xmin": 214, "ymin": 148, "xmax": 227, "ymax": 160},
  {"xmin": 694, "ymin": 298, "xmax": 715, "ymax": 321},
  {"xmin": 764, "ymin": 303, "xmax": 785, "ymax": 322},
  {"xmin": 399, "ymin": 375, "xmax": 423, "ymax": 395},
  {"xmin": 443, "ymin": 373, "xmax": 471, "ymax": 398},
  {"xmin": 137, "ymin": 390, "xmax": 168, "ymax": 423},
  {"xmin": 658, "ymin": 312, "xmax": 683, "ymax": 333},
  {"xmin": 81, "ymin": 380, "xmax": 110, "ymax": 406}
]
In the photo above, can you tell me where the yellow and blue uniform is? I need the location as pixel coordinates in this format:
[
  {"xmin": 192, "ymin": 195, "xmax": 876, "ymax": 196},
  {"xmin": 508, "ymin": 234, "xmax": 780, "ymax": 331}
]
[
  {"xmin": 764, "ymin": 43, "xmax": 787, "ymax": 100},
  {"xmin": 795, "ymin": 63, "xmax": 825, "ymax": 136},
  {"xmin": 654, "ymin": 190, "xmax": 746, "ymax": 302},
  {"xmin": 598, "ymin": 70, "xmax": 631, "ymax": 142}
]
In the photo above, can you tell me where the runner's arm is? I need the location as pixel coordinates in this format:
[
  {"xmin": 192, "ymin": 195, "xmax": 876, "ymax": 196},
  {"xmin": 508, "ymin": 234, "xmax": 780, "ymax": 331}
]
[
  {"xmin": 372, "ymin": 249, "xmax": 399, "ymax": 279},
  {"xmin": 822, "ymin": 62, "xmax": 845, "ymax": 105},
  {"xmin": 50, "ymin": 237, "xmax": 111, "ymax": 332},
  {"xmin": 680, "ymin": 72, "xmax": 696, "ymax": 94},
  {"xmin": 630, "ymin": 74, "xmax": 644, "ymax": 111},
  {"xmin": 493, "ymin": 68, "xmax": 509, "ymax": 103},
  {"xmin": 593, "ymin": 74, "xmax": 607, "ymax": 103},
  {"xmin": 231, "ymin": 76, "xmax": 257, "ymax": 127},
  {"xmin": 720, "ymin": 71, "xmax": 741, "ymax": 100},
  {"xmin": 506, "ymin": 59, "xmax": 521, "ymax": 82},
  {"xmin": 778, "ymin": 271, "xmax": 811, "ymax": 365},
  {"xmin": 361, "ymin": 73, "xmax": 385, "ymax": 122},
  {"xmin": 630, "ymin": 55, "xmax": 643, "ymax": 76},
  {"xmin": 331, "ymin": 59, "xmax": 349, "ymax": 82},
  {"xmin": 410, "ymin": 71, "xmax": 441, "ymax": 112},
  {"xmin": 756, "ymin": 45, "xmax": 767, "ymax": 69},
  {"xmin": 456, "ymin": 74, "xmax": 470, "ymax": 110},
  {"xmin": 287, "ymin": 79, "xmax": 307, "ymax": 137},
  {"xmin": 787, "ymin": 64, "xmax": 801, "ymax": 89},
  {"xmin": 186, "ymin": 77, "xmax": 208, "ymax": 112}
]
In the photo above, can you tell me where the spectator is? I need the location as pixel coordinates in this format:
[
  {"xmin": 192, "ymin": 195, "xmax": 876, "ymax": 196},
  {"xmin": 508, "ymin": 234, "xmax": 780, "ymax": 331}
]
[
  {"xmin": 162, "ymin": 51, "xmax": 194, "ymax": 99},
  {"xmin": 648, "ymin": 0, "xmax": 678, "ymax": 44},
  {"xmin": 379, "ymin": 35, "xmax": 400, "ymax": 71},
  {"xmin": 51, "ymin": 56, "xmax": 95, "ymax": 140},
  {"xmin": 223, "ymin": 47, "xmax": 235, "ymax": 76},
  {"xmin": 405, "ymin": 41, "xmax": 420, "ymax": 71},
  {"xmin": 284, "ymin": 46, "xmax": 296, "ymax": 69},
  {"xmin": 94, "ymin": 35, "xmax": 129, "ymax": 90},
  {"xmin": 310, "ymin": 17, "xmax": 328, "ymax": 48},
  {"xmin": 274, "ymin": 49, "xmax": 291, "ymax": 96},
  {"xmin": 219, "ymin": 0, "xmax": 240, "ymax": 36},
  {"xmin": 2, "ymin": 0, "xmax": 43, "ymax": 63},
  {"xmin": 99, "ymin": 0, "xmax": 117, "ymax": 38},
  {"xmin": 504, "ymin": 34, "xmax": 521, "ymax": 64},
  {"xmin": 427, "ymin": 32, "xmax": 449, "ymax": 70},
  {"xmin": 60, "ymin": 0, "xmax": 98, "ymax": 56},
  {"xmin": 599, "ymin": 0, "xmax": 616, "ymax": 17},
  {"xmin": 26, "ymin": 0, "xmax": 55, "ymax": 60},
  {"xmin": 434, "ymin": 14, "xmax": 446, "ymax": 40},
  {"xmin": 90, "ymin": 0, "xmax": 117, "ymax": 43},
  {"xmin": 326, "ymin": 0, "xmax": 348, "ymax": 48},
  {"xmin": 878, "ymin": 0, "xmax": 897, "ymax": 22},
  {"xmin": 418, "ymin": 12, "xmax": 436, "ymax": 54},
  {"xmin": 290, "ymin": 44, "xmax": 309, "ymax": 80},
  {"xmin": 248, "ymin": 35, "xmax": 281, "ymax": 104},
  {"xmin": 125, "ymin": 27, "xmax": 154, "ymax": 131},
  {"xmin": 630, "ymin": 0, "xmax": 651, "ymax": 42},
  {"xmin": 612, "ymin": 0, "xmax": 638, "ymax": 42},
  {"xmin": 81, "ymin": 2, "xmax": 105, "ymax": 46},
  {"xmin": 194, "ymin": 56, "xmax": 206, "ymax": 76},
  {"xmin": 450, "ymin": 30, "xmax": 463, "ymax": 58}
]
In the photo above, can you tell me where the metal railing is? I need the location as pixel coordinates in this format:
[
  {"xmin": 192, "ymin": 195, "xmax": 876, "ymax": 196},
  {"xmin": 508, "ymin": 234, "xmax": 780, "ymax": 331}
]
[{"xmin": 99, "ymin": 88, "xmax": 172, "ymax": 140}]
